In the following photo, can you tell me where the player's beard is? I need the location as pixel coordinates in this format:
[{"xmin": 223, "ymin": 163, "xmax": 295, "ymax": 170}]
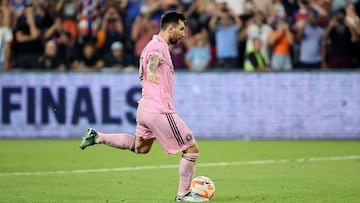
[{"xmin": 170, "ymin": 36, "xmax": 181, "ymax": 45}]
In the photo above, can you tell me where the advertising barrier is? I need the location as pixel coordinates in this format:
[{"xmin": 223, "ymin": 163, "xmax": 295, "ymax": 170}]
[{"xmin": 1, "ymin": 71, "xmax": 359, "ymax": 139}]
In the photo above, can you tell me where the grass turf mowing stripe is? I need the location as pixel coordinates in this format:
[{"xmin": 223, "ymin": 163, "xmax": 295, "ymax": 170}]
[{"xmin": 0, "ymin": 155, "xmax": 359, "ymax": 177}]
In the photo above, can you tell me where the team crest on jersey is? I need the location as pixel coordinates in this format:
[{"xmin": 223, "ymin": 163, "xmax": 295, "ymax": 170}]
[{"xmin": 186, "ymin": 134, "xmax": 192, "ymax": 142}]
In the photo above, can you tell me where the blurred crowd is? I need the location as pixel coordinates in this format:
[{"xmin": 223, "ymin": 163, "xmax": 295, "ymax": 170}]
[{"xmin": 0, "ymin": 0, "xmax": 359, "ymax": 72}]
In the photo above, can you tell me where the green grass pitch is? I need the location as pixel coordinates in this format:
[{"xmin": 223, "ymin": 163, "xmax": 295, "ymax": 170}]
[{"xmin": 0, "ymin": 139, "xmax": 359, "ymax": 202}]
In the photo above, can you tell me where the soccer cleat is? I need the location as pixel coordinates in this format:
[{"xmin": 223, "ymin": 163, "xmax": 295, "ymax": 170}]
[
  {"xmin": 175, "ymin": 192, "xmax": 209, "ymax": 202},
  {"xmin": 79, "ymin": 128, "xmax": 99, "ymax": 150}
]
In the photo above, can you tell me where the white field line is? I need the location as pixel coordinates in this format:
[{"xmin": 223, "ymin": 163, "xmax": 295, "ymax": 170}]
[{"xmin": 0, "ymin": 155, "xmax": 359, "ymax": 177}]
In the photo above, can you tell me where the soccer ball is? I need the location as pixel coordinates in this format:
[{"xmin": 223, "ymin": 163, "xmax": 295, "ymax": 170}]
[{"xmin": 190, "ymin": 176, "xmax": 215, "ymax": 200}]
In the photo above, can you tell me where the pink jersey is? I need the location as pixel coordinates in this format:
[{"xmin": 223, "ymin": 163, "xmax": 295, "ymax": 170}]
[{"xmin": 138, "ymin": 35, "xmax": 176, "ymax": 114}]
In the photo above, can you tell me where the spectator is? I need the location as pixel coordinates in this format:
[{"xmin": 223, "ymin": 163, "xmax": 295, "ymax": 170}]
[
  {"xmin": 185, "ymin": 33, "xmax": 211, "ymax": 72},
  {"xmin": 3, "ymin": 0, "xmax": 359, "ymax": 71},
  {"xmin": 78, "ymin": 0, "xmax": 104, "ymax": 45},
  {"xmin": 71, "ymin": 42, "xmax": 104, "ymax": 71},
  {"xmin": 1, "ymin": 0, "xmax": 15, "ymax": 28},
  {"xmin": 11, "ymin": 0, "xmax": 48, "ymax": 28},
  {"xmin": 120, "ymin": 0, "xmax": 145, "ymax": 34},
  {"xmin": 55, "ymin": 0, "xmax": 79, "ymax": 47},
  {"xmin": 345, "ymin": 2, "xmax": 360, "ymax": 67},
  {"xmin": 331, "ymin": 0, "xmax": 357, "ymax": 14},
  {"xmin": 209, "ymin": 6, "xmax": 242, "ymax": 68},
  {"xmin": 21, "ymin": 0, "xmax": 47, "ymax": 29},
  {"xmin": 173, "ymin": 26, "xmax": 196, "ymax": 69},
  {"xmin": 244, "ymin": 11, "xmax": 272, "ymax": 64},
  {"xmin": 96, "ymin": 4, "xmax": 125, "ymax": 55},
  {"xmin": 309, "ymin": 0, "xmax": 329, "ymax": 17},
  {"xmin": 311, "ymin": 0, "xmax": 332, "ymax": 28},
  {"xmin": 290, "ymin": 0, "xmax": 320, "ymax": 67},
  {"xmin": 296, "ymin": 11, "xmax": 325, "ymax": 70},
  {"xmin": 103, "ymin": 41, "xmax": 125, "ymax": 70},
  {"xmin": 185, "ymin": 0, "xmax": 214, "ymax": 34},
  {"xmin": 268, "ymin": 18, "xmax": 294, "ymax": 71},
  {"xmin": 43, "ymin": 16, "xmax": 72, "ymax": 67},
  {"xmin": 131, "ymin": 4, "xmax": 159, "ymax": 66},
  {"xmin": 38, "ymin": 40, "xmax": 66, "ymax": 71},
  {"xmin": 171, "ymin": 40, "xmax": 188, "ymax": 69},
  {"xmin": 13, "ymin": 4, "xmax": 43, "ymax": 69},
  {"xmin": 323, "ymin": 10, "xmax": 356, "ymax": 69},
  {"xmin": 11, "ymin": 0, "xmax": 26, "ymax": 20},
  {"xmin": 214, "ymin": 0, "xmax": 242, "ymax": 16},
  {"xmin": 291, "ymin": 0, "xmax": 325, "ymax": 32},
  {"xmin": 120, "ymin": 0, "xmax": 160, "ymax": 67},
  {"xmin": 35, "ymin": 0, "xmax": 54, "ymax": 29},
  {"xmin": 253, "ymin": 0, "xmax": 273, "ymax": 16},
  {"xmin": 150, "ymin": 1, "xmax": 189, "ymax": 69},
  {"xmin": 244, "ymin": 37, "xmax": 270, "ymax": 71},
  {"xmin": 243, "ymin": 0, "xmax": 257, "ymax": 16},
  {"xmin": 183, "ymin": 0, "xmax": 214, "ymax": 64},
  {"xmin": 283, "ymin": 0, "xmax": 299, "ymax": 17},
  {"xmin": 345, "ymin": 2, "xmax": 360, "ymax": 36},
  {"xmin": 150, "ymin": 0, "xmax": 179, "ymax": 23},
  {"xmin": 267, "ymin": 0, "xmax": 287, "ymax": 26},
  {"xmin": 0, "ymin": 9, "xmax": 13, "ymax": 71}
]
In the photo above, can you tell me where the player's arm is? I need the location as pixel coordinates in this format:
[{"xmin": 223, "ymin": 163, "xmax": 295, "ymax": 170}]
[{"xmin": 147, "ymin": 55, "xmax": 161, "ymax": 84}]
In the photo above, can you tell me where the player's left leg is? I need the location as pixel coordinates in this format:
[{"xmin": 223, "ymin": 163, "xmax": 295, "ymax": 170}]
[
  {"xmin": 79, "ymin": 128, "xmax": 137, "ymax": 151},
  {"xmin": 134, "ymin": 137, "xmax": 155, "ymax": 154},
  {"xmin": 80, "ymin": 105, "xmax": 156, "ymax": 153},
  {"xmin": 79, "ymin": 128, "xmax": 155, "ymax": 154}
]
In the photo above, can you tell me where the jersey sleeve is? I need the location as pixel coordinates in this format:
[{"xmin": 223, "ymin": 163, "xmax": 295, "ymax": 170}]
[{"xmin": 146, "ymin": 44, "xmax": 165, "ymax": 64}]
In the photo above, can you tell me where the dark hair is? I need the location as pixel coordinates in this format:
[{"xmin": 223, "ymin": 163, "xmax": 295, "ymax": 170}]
[
  {"xmin": 160, "ymin": 10, "xmax": 186, "ymax": 30},
  {"xmin": 301, "ymin": 0, "xmax": 309, "ymax": 5}
]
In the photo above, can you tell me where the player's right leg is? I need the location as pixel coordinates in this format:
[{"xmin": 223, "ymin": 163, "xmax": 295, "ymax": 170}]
[
  {"xmin": 175, "ymin": 143, "xmax": 208, "ymax": 202},
  {"xmin": 143, "ymin": 111, "xmax": 206, "ymax": 202}
]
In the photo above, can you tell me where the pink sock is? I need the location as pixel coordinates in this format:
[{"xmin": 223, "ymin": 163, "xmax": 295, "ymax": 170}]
[
  {"xmin": 99, "ymin": 133, "xmax": 135, "ymax": 152},
  {"xmin": 178, "ymin": 153, "xmax": 199, "ymax": 194}
]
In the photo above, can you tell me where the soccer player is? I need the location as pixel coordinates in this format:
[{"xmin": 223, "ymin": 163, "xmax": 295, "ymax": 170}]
[{"xmin": 79, "ymin": 11, "xmax": 207, "ymax": 202}]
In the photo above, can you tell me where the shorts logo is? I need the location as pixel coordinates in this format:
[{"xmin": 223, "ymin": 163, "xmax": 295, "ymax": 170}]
[{"xmin": 186, "ymin": 134, "xmax": 192, "ymax": 142}]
